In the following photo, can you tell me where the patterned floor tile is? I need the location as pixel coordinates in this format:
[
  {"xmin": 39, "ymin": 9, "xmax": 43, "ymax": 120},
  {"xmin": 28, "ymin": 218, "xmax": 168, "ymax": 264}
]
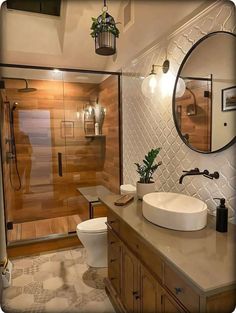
[{"xmin": 2, "ymin": 247, "xmax": 115, "ymax": 313}]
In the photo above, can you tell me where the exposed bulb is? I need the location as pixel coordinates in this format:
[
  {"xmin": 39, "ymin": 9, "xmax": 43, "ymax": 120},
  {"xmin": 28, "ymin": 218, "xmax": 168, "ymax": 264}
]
[
  {"xmin": 141, "ymin": 73, "xmax": 158, "ymax": 99},
  {"xmin": 176, "ymin": 77, "xmax": 186, "ymax": 97},
  {"xmin": 159, "ymin": 70, "xmax": 175, "ymax": 98}
]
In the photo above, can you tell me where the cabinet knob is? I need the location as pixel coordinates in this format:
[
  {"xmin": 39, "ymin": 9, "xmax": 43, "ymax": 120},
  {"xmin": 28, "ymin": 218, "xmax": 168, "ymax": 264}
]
[
  {"xmin": 110, "ymin": 241, "xmax": 115, "ymax": 245},
  {"xmin": 110, "ymin": 258, "xmax": 116, "ymax": 263},
  {"xmin": 133, "ymin": 291, "xmax": 140, "ymax": 300},
  {"xmin": 175, "ymin": 287, "xmax": 183, "ymax": 295}
]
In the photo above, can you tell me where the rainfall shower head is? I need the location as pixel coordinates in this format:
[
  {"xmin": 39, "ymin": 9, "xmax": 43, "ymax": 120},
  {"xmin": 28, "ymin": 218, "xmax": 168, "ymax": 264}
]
[
  {"xmin": 18, "ymin": 80, "xmax": 37, "ymax": 93},
  {"xmin": 2, "ymin": 77, "xmax": 37, "ymax": 92}
]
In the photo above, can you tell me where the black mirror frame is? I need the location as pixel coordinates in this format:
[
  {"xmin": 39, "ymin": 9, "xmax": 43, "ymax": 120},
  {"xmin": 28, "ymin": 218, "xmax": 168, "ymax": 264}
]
[{"xmin": 172, "ymin": 31, "xmax": 236, "ymax": 154}]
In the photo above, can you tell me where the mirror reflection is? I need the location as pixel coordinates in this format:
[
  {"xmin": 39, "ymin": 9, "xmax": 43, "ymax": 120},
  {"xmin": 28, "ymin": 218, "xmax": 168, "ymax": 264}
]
[{"xmin": 174, "ymin": 32, "xmax": 236, "ymax": 153}]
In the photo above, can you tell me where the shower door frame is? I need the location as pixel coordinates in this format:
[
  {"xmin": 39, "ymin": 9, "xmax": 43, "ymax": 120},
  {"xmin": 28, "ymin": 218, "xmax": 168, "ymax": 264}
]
[{"xmin": 0, "ymin": 63, "xmax": 123, "ymax": 247}]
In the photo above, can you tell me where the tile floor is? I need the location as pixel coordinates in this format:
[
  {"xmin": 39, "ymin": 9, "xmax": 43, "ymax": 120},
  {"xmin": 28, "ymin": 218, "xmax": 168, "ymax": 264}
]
[{"xmin": 2, "ymin": 247, "xmax": 115, "ymax": 313}]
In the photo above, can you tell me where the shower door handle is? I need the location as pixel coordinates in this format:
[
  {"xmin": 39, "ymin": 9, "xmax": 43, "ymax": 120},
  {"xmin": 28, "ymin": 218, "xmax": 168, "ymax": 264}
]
[{"xmin": 58, "ymin": 153, "xmax": 63, "ymax": 177}]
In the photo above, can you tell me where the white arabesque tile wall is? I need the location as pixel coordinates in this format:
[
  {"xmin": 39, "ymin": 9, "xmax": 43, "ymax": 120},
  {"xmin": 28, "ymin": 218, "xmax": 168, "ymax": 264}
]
[{"xmin": 122, "ymin": 1, "xmax": 236, "ymax": 221}]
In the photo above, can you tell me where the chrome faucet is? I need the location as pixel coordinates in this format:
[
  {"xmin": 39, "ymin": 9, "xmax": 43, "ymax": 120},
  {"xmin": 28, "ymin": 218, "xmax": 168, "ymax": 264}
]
[{"xmin": 179, "ymin": 168, "xmax": 219, "ymax": 184}]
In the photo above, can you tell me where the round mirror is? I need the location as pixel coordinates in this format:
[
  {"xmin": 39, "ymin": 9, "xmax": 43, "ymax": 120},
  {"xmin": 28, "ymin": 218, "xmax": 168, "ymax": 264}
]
[{"xmin": 173, "ymin": 31, "xmax": 236, "ymax": 153}]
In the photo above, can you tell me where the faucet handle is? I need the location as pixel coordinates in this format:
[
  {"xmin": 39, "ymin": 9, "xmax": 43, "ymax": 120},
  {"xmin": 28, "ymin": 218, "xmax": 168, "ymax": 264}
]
[
  {"xmin": 204, "ymin": 171, "xmax": 219, "ymax": 180},
  {"xmin": 183, "ymin": 167, "xmax": 199, "ymax": 173}
]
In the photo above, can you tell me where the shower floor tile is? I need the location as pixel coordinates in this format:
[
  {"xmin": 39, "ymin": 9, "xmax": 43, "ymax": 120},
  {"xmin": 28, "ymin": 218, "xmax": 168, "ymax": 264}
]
[{"xmin": 2, "ymin": 247, "xmax": 115, "ymax": 313}]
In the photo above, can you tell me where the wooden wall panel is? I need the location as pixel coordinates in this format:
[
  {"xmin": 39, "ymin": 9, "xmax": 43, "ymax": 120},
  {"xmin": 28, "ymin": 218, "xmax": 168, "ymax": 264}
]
[{"xmin": 98, "ymin": 75, "xmax": 120, "ymax": 193}]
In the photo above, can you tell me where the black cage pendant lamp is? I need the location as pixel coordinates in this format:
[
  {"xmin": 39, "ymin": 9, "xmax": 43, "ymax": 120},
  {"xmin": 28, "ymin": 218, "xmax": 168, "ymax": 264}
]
[{"xmin": 90, "ymin": 0, "xmax": 120, "ymax": 56}]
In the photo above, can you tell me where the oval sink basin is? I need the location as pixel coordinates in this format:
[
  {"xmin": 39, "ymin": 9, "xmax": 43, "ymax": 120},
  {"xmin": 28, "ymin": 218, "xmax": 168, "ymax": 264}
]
[{"xmin": 142, "ymin": 192, "xmax": 207, "ymax": 231}]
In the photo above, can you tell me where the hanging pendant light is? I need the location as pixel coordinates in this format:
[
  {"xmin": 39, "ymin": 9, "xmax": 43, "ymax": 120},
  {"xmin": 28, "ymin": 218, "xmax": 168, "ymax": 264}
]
[{"xmin": 90, "ymin": 0, "xmax": 120, "ymax": 56}]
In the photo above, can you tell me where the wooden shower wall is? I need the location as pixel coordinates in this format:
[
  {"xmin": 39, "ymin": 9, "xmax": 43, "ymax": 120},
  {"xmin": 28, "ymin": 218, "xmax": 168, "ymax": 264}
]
[
  {"xmin": 99, "ymin": 75, "xmax": 120, "ymax": 193},
  {"xmin": 2, "ymin": 75, "xmax": 120, "ymax": 224}
]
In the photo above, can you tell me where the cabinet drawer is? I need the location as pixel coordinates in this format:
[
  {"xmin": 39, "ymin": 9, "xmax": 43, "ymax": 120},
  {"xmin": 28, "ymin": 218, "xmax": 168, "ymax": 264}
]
[
  {"xmin": 164, "ymin": 264, "xmax": 199, "ymax": 312},
  {"xmin": 107, "ymin": 210, "xmax": 120, "ymax": 234},
  {"xmin": 120, "ymin": 221, "xmax": 140, "ymax": 254}
]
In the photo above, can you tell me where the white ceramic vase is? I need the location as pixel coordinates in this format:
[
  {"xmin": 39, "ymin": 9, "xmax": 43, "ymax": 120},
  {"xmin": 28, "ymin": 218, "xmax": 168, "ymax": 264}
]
[{"xmin": 136, "ymin": 181, "xmax": 155, "ymax": 200}]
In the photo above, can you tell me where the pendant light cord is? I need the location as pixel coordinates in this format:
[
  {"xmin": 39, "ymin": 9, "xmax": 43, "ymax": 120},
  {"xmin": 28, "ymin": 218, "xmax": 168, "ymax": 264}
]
[{"xmin": 102, "ymin": 0, "xmax": 108, "ymax": 12}]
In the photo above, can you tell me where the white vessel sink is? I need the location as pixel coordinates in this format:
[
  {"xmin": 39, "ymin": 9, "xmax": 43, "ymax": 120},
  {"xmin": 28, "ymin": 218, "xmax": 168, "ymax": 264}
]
[{"xmin": 142, "ymin": 192, "xmax": 207, "ymax": 231}]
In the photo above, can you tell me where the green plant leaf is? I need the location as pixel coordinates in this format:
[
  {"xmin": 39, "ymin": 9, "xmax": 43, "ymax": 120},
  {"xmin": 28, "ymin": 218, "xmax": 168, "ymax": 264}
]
[{"xmin": 134, "ymin": 148, "xmax": 162, "ymax": 183}]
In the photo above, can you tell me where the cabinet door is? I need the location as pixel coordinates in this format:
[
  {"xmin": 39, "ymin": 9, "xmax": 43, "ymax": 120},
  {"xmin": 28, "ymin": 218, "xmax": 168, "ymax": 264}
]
[
  {"xmin": 161, "ymin": 290, "xmax": 186, "ymax": 313},
  {"xmin": 121, "ymin": 245, "xmax": 139, "ymax": 313},
  {"xmin": 140, "ymin": 264, "xmax": 161, "ymax": 313},
  {"xmin": 108, "ymin": 229, "xmax": 122, "ymax": 295}
]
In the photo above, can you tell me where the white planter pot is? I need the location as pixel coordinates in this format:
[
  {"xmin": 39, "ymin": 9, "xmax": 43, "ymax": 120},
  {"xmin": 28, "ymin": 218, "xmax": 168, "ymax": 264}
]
[{"xmin": 136, "ymin": 182, "xmax": 155, "ymax": 200}]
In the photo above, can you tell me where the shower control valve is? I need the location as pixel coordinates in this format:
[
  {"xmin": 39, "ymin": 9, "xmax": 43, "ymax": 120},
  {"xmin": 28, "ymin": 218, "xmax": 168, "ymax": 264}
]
[{"xmin": 6, "ymin": 152, "xmax": 15, "ymax": 163}]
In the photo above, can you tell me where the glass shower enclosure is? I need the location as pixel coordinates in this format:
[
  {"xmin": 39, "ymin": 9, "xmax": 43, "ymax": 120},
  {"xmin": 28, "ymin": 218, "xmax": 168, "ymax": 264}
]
[{"xmin": 0, "ymin": 65, "xmax": 121, "ymax": 245}]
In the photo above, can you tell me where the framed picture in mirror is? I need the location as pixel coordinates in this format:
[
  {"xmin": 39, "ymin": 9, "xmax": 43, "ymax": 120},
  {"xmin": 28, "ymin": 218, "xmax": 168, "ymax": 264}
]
[{"xmin": 222, "ymin": 86, "xmax": 236, "ymax": 112}]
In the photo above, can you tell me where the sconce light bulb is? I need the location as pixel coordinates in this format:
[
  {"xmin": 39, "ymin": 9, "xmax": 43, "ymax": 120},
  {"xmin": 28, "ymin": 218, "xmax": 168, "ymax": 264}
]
[
  {"xmin": 158, "ymin": 70, "xmax": 175, "ymax": 98},
  {"xmin": 141, "ymin": 73, "xmax": 158, "ymax": 99},
  {"xmin": 176, "ymin": 78, "xmax": 186, "ymax": 97}
]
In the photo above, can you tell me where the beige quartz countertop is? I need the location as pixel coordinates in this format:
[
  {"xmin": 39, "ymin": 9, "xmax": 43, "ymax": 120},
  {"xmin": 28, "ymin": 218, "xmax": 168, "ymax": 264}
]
[{"xmin": 100, "ymin": 194, "xmax": 236, "ymax": 295}]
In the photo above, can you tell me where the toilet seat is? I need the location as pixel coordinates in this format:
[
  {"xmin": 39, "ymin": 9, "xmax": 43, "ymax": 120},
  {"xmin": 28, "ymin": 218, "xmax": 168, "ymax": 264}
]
[{"xmin": 77, "ymin": 217, "xmax": 107, "ymax": 233}]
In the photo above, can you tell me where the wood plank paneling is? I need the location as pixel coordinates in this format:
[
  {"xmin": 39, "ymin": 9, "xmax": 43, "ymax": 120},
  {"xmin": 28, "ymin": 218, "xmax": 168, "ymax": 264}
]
[{"xmin": 98, "ymin": 75, "xmax": 120, "ymax": 193}]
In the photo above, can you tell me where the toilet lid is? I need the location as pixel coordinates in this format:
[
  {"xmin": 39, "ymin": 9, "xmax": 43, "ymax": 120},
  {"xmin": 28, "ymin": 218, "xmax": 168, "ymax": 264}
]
[{"xmin": 77, "ymin": 217, "xmax": 107, "ymax": 233}]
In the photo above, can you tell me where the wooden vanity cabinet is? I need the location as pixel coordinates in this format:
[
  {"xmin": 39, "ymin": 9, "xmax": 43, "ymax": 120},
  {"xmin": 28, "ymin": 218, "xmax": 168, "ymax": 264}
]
[
  {"xmin": 106, "ymin": 210, "xmax": 187, "ymax": 313},
  {"xmin": 105, "ymin": 208, "xmax": 235, "ymax": 313}
]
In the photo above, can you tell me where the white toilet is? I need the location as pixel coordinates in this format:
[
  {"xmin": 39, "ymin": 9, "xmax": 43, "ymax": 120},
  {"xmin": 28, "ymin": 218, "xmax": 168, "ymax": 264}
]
[{"xmin": 76, "ymin": 217, "xmax": 107, "ymax": 268}]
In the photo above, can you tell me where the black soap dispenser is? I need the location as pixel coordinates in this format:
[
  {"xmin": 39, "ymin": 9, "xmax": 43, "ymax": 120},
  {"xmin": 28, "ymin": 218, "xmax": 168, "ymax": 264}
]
[{"xmin": 214, "ymin": 198, "xmax": 228, "ymax": 233}]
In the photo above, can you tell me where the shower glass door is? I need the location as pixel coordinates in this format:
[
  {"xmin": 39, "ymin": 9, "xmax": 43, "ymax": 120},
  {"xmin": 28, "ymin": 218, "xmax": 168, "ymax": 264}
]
[
  {"xmin": 1, "ymin": 66, "xmax": 68, "ymax": 242},
  {"xmin": 0, "ymin": 65, "xmax": 121, "ymax": 244}
]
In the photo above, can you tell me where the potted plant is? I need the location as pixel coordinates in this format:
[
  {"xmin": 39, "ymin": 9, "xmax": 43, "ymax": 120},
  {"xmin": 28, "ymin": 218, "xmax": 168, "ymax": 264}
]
[
  {"xmin": 90, "ymin": 10, "xmax": 120, "ymax": 56},
  {"xmin": 135, "ymin": 148, "xmax": 162, "ymax": 199}
]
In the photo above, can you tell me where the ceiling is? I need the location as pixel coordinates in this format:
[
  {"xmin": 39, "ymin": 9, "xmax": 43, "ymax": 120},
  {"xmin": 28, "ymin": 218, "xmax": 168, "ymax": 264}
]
[{"xmin": 0, "ymin": 0, "xmax": 216, "ymax": 72}]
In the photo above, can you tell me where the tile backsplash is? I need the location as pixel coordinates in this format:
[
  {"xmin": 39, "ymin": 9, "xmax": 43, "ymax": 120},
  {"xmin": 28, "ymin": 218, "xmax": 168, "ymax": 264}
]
[{"xmin": 122, "ymin": 1, "xmax": 236, "ymax": 222}]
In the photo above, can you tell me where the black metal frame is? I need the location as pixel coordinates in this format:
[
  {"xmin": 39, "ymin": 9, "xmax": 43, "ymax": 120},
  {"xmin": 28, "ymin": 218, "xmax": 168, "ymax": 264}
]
[
  {"xmin": 172, "ymin": 31, "xmax": 236, "ymax": 154},
  {"xmin": 0, "ymin": 63, "xmax": 123, "ymax": 246}
]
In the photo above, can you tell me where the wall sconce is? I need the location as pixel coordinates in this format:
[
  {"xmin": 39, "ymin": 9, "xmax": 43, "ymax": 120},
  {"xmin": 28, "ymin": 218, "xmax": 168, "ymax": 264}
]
[{"xmin": 141, "ymin": 59, "xmax": 186, "ymax": 99}]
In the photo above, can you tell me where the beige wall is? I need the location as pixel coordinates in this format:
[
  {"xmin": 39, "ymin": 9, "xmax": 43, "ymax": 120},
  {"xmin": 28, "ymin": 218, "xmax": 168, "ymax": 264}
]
[{"xmin": 0, "ymin": 0, "xmax": 211, "ymax": 71}]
